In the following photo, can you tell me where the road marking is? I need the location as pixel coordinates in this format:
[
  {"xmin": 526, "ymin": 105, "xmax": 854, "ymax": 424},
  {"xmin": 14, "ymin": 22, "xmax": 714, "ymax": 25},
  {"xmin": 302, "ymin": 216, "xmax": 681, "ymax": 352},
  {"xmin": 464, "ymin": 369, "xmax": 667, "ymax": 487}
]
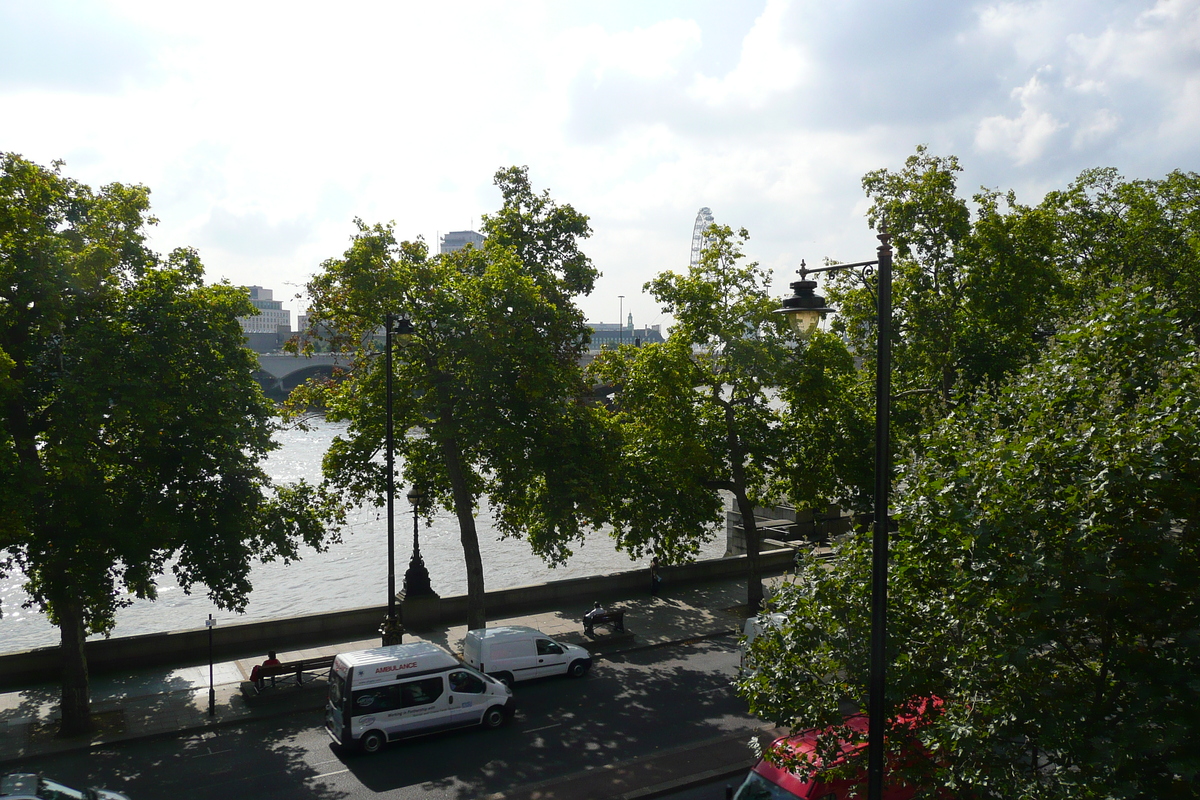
[
  {"xmin": 309, "ymin": 769, "xmax": 350, "ymax": 781},
  {"xmin": 190, "ymin": 748, "xmax": 233, "ymax": 758},
  {"xmin": 523, "ymin": 723, "xmax": 563, "ymax": 734}
]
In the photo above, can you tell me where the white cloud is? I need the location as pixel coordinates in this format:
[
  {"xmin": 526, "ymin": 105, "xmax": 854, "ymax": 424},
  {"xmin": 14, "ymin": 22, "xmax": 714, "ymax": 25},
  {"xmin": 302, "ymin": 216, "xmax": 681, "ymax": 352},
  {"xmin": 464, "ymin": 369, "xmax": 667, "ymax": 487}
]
[
  {"xmin": 1071, "ymin": 108, "xmax": 1122, "ymax": 149},
  {"xmin": 1, "ymin": 0, "xmax": 1197, "ymax": 327},
  {"xmin": 687, "ymin": 0, "xmax": 807, "ymax": 108},
  {"xmin": 976, "ymin": 72, "xmax": 1067, "ymax": 164}
]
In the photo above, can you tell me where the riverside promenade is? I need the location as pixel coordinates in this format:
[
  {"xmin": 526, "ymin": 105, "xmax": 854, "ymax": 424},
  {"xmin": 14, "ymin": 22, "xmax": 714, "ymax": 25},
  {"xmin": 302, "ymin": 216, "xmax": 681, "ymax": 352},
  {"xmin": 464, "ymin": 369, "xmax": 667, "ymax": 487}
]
[{"xmin": 0, "ymin": 570, "xmax": 796, "ymax": 800}]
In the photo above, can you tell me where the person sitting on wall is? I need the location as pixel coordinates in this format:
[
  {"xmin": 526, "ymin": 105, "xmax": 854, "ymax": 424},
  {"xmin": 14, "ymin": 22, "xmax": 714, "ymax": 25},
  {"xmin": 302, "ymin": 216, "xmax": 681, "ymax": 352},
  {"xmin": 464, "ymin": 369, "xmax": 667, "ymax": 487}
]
[{"xmin": 250, "ymin": 651, "xmax": 281, "ymax": 687}]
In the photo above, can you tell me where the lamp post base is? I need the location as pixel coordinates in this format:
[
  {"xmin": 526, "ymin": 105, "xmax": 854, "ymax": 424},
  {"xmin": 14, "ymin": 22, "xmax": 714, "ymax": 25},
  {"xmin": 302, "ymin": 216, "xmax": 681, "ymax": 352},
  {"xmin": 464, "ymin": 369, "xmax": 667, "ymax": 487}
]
[
  {"xmin": 380, "ymin": 612, "xmax": 406, "ymax": 646},
  {"xmin": 403, "ymin": 554, "xmax": 438, "ymax": 599}
]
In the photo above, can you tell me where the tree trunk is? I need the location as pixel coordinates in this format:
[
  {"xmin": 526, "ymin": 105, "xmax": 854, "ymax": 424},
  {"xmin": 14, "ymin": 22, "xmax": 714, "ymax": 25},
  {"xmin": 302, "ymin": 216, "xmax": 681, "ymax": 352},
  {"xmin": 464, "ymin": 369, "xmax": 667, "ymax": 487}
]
[
  {"xmin": 725, "ymin": 404, "xmax": 763, "ymax": 613},
  {"xmin": 57, "ymin": 599, "xmax": 94, "ymax": 736},
  {"xmin": 436, "ymin": 381, "xmax": 487, "ymax": 630},
  {"xmin": 734, "ymin": 489, "xmax": 763, "ymax": 614}
]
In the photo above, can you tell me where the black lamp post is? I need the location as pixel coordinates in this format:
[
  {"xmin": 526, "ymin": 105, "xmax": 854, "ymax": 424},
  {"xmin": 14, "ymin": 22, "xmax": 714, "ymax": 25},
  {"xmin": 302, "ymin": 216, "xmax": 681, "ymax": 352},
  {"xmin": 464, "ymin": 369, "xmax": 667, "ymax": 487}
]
[
  {"xmin": 776, "ymin": 228, "xmax": 893, "ymax": 800},
  {"xmin": 205, "ymin": 614, "xmax": 216, "ymax": 716},
  {"xmin": 404, "ymin": 486, "xmax": 436, "ymax": 598},
  {"xmin": 619, "ymin": 295, "xmax": 625, "ymax": 347},
  {"xmin": 383, "ymin": 313, "xmax": 415, "ymax": 646}
]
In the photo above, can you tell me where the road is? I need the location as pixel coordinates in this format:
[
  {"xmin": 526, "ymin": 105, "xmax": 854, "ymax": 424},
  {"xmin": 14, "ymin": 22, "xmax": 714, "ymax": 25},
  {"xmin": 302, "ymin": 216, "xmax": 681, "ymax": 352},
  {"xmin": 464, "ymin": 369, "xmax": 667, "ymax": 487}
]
[{"xmin": 23, "ymin": 636, "xmax": 763, "ymax": 800}]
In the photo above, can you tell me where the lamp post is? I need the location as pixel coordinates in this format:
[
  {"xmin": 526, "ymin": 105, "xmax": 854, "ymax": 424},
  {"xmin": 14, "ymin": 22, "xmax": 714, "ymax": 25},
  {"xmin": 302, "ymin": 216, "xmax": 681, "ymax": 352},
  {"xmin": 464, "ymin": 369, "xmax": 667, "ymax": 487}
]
[
  {"xmin": 776, "ymin": 228, "xmax": 893, "ymax": 800},
  {"xmin": 619, "ymin": 295, "xmax": 625, "ymax": 347},
  {"xmin": 205, "ymin": 614, "xmax": 216, "ymax": 716},
  {"xmin": 404, "ymin": 486, "xmax": 436, "ymax": 598},
  {"xmin": 383, "ymin": 313, "xmax": 415, "ymax": 646}
]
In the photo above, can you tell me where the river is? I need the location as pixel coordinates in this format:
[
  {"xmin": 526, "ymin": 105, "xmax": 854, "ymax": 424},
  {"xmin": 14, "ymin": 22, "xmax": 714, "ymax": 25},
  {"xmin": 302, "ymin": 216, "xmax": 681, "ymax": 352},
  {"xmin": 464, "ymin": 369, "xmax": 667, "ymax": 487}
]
[{"xmin": 0, "ymin": 418, "xmax": 727, "ymax": 654}]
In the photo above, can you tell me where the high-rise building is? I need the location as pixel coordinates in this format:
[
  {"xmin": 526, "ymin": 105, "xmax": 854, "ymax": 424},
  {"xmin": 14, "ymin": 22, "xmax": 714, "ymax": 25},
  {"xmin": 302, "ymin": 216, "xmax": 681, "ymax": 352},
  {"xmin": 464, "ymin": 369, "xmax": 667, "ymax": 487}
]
[
  {"xmin": 239, "ymin": 286, "xmax": 291, "ymax": 334},
  {"xmin": 439, "ymin": 230, "xmax": 486, "ymax": 254}
]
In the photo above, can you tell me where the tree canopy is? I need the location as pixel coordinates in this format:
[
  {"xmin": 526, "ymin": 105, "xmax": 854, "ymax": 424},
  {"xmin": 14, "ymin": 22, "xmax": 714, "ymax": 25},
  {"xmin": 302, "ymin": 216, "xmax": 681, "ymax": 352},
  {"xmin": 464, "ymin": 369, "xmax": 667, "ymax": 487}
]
[
  {"xmin": 590, "ymin": 224, "xmax": 868, "ymax": 609},
  {"xmin": 289, "ymin": 166, "xmax": 610, "ymax": 630},
  {"xmin": 741, "ymin": 275, "xmax": 1200, "ymax": 796},
  {"xmin": 826, "ymin": 148, "xmax": 1200, "ymax": 451},
  {"xmin": 0, "ymin": 152, "xmax": 332, "ymax": 734},
  {"xmin": 737, "ymin": 150, "xmax": 1200, "ymax": 797}
]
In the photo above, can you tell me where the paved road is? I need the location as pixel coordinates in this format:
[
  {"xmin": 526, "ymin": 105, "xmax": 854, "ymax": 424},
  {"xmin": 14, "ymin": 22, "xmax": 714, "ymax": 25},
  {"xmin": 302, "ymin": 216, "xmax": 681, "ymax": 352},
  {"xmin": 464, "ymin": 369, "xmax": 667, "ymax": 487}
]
[{"xmin": 21, "ymin": 637, "xmax": 763, "ymax": 800}]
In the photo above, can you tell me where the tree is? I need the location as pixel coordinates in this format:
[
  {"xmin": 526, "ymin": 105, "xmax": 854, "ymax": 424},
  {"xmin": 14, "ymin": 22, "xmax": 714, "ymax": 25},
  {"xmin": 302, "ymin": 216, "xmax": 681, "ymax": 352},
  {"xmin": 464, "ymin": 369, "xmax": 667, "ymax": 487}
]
[
  {"xmin": 1039, "ymin": 167, "xmax": 1200, "ymax": 339},
  {"xmin": 591, "ymin": 224, "xmax": 841, "ymax": 610},
  {"xmin": 0, "ymin": 153, "xmax": 332, "ymax": 735},
  {"xmin": 739, "ymin": 288, "xmax": 1200, "ymax": 798},
  {"xmin": 289, "ymin": 166, "xmax": 608, "ymax": 631},
  {"xmin": 829, "ymin": 149, "xmax": 1200, "ymax": 454}
]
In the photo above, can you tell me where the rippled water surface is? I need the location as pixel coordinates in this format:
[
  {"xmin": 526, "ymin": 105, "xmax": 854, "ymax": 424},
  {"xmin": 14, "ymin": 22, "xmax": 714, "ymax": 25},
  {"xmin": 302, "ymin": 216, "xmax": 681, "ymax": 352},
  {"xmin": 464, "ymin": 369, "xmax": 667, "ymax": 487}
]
[{"xmin": 0, "ymin": 418, "xmax": 726, "ymax": 653}]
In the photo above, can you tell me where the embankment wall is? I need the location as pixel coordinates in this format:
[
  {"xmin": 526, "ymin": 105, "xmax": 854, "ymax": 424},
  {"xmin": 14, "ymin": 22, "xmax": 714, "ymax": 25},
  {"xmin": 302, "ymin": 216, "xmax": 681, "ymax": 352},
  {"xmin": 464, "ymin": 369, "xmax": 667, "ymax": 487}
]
[{"xmin": 0, "ymin": 549, "xmax": 796, "ymax": 688}]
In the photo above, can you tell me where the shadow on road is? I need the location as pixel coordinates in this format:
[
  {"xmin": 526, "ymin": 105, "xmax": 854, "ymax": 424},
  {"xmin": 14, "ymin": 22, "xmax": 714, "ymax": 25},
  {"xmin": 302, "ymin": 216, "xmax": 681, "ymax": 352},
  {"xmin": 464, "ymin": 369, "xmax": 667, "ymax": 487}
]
[{"xmin": 341, "ymin": 637, "xmax": 754, "ymax": 798}]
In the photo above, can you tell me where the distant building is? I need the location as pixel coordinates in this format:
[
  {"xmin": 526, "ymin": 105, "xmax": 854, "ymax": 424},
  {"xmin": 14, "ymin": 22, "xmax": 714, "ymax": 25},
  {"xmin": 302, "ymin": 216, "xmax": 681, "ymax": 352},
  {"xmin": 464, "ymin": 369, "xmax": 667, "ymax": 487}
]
[
  {"xmin": 238, "ymin": 286, "xmax": 292, "ymax": 353},
  {"xmin": 239, "ymin": 286, "xmax": 291, "ymax": 333},
  {"xmin": 587, "ymin": 313, "xmax": 665, "ymax": 350},
  {"xmin": 439, "ymin": 230, "xmax": 486, "ymax": 254}
]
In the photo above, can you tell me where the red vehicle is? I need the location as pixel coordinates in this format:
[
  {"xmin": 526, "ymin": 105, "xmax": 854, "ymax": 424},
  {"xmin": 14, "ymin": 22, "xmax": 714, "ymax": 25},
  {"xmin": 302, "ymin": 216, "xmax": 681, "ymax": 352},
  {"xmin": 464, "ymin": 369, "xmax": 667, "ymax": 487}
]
[{"xmin": 733, "ymin": 701, "xmax": 941, "ymax": 800}]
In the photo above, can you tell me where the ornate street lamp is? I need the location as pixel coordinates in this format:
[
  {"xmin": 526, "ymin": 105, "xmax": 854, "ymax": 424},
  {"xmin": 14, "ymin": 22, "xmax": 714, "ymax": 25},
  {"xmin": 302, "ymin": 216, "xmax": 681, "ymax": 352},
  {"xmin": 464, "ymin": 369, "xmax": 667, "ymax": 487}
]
[
  {"xmin": 775, "ymin": 260, "xmax": 835, "ymax": 337},
  {"xmin": 404, "ymin": 486, "xmax": 436, "ymax": 598},
  {"xmin": 383, "ymin": 313, "xmax": 414, "ymax": 646},
  {"xmin": 777, "ymin": 228, "xmax": 893, "ymax": 800}
]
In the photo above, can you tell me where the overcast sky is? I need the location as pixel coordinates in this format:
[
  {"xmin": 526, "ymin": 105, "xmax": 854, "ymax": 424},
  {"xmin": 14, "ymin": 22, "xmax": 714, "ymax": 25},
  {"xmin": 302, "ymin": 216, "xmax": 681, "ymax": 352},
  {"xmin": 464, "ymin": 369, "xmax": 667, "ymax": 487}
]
[{"xmin": 2, "ymin": 0, "xmax": 1197, "ymax": 332}]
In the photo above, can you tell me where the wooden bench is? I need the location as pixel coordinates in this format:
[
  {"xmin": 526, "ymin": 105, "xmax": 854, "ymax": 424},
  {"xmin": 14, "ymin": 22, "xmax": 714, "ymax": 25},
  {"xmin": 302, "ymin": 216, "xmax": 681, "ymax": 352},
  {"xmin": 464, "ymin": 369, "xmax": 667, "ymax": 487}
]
[
  {"xmin": 250, "ymin": 655, "xmax": 336, "ymax": 693},
  {"xmin": 582, "ymin": 607, "xmax": 625, "ymax": 637}
]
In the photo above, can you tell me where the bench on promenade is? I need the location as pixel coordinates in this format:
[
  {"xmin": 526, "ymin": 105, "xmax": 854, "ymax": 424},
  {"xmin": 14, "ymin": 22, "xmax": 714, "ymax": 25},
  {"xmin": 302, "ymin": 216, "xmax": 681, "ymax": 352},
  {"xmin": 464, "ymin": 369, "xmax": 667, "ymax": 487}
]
[
  {"xmin": 582, "ymin": 606, "xmax": 625, "ymax": 638},
  {"xmin": 245, "ymin": 655, "xmax": 336, "ymax": 696}
]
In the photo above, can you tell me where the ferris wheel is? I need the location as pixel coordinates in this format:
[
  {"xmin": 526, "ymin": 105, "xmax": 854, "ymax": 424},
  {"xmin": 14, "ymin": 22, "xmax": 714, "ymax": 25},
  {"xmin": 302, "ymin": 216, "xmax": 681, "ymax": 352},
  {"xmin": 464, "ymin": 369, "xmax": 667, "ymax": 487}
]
[{"xmin": 689, "ymin": 207, "xmax": 714, "ymax": 266}]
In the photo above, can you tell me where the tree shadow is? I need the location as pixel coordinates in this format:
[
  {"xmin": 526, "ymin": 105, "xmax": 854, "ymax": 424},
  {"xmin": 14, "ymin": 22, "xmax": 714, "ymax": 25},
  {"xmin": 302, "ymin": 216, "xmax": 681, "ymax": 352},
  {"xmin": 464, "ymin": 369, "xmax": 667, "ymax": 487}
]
[
  {"xmin": 18, "ymin": 712, "xmax": 353, "ymax": 800},
  {"xmin": 342, "ymin": 638, "xmax": 758, "ymax": 798}
]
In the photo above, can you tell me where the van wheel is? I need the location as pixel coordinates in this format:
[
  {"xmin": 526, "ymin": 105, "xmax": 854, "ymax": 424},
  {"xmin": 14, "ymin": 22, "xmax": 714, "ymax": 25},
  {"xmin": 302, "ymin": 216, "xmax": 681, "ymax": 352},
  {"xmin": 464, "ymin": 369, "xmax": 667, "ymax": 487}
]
[
  {"xmin": 482, "ymin": 706, "xmax": 506, "ymax": 729},
  {"xmin": 360, "ymin": 731, "xmax": 386, "ymax": 754},
  {"xmin": 495, "ymin": 672, "xmax": 514, "ymax": 689},
  {"xmin": 568, "ymin": 660, "xmax": 589, "ymax": 678}
]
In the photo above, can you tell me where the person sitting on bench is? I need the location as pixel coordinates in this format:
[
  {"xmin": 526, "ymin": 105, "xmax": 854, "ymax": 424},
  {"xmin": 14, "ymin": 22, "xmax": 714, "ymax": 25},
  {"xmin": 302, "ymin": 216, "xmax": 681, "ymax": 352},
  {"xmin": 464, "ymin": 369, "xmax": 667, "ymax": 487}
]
[{"xmin": 249, "ymin": 651, "xmax": 281, "ymax": 685}]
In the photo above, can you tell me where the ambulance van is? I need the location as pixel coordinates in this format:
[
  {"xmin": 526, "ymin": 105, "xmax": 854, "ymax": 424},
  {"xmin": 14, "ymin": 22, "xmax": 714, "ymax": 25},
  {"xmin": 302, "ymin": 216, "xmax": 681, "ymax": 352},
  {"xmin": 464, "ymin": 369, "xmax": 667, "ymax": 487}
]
[{"xmin": 325, "ymin": 641, "xmax": 513, "ymax": 753}]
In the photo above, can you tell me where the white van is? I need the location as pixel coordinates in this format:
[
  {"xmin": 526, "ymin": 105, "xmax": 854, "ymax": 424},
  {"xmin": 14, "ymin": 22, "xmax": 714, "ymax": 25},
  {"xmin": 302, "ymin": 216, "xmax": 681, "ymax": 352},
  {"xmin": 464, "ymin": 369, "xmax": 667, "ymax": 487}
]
[
  {"xmin": 324, "ymin": 641, "xmax": 513, "ymax": 753},
  {"xmin": 739, "ymin": 612, "xmax": 788, "ymax": 675},
  {"xmin": 461, "ymin": 625, "xmax": 592, "ymax": 686}
]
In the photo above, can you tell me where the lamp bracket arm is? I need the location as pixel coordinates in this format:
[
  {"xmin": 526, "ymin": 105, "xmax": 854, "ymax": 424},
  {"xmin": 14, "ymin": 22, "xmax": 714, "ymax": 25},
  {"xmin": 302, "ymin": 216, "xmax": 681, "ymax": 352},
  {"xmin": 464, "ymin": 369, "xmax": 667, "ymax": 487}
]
[{"xmin": 799, "ymin": 258, "xmax": 879, "ymax": 279}]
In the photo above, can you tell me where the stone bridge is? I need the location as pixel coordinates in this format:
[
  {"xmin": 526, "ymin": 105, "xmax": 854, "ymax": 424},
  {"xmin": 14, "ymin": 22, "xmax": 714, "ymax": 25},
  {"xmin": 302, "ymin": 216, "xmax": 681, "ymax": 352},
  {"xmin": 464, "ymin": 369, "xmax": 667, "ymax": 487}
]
[
  {"xmin": 254, "ymin": 352, "xmax": 354, "ymax": 398},
  {"xmin": 255, "ymin": 351, "xmax": 614, "ymax": 403}
]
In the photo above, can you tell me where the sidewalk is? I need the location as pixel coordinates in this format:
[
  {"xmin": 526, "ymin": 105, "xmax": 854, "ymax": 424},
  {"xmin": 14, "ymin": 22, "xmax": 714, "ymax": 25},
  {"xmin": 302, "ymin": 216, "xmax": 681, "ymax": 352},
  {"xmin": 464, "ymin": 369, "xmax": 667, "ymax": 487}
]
[{"xmin": 0, "ymin": 572, "xmax": 795, "ymax": 797}]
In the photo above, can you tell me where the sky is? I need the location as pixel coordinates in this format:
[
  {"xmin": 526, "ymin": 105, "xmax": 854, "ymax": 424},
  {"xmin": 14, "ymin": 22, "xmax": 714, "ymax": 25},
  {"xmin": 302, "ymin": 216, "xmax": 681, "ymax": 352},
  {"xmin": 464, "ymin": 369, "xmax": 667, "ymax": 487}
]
[{"xmin": 2, "ymin": 0, "xmax": 1198, "ymax": 333}]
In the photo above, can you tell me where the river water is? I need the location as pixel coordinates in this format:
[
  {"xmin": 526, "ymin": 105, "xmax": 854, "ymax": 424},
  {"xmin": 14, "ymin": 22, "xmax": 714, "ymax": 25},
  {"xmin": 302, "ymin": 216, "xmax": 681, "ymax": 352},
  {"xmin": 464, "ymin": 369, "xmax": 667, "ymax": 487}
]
[{"xmin": 0, "ymin": 418, "xmax": 726, "ymax": 654}]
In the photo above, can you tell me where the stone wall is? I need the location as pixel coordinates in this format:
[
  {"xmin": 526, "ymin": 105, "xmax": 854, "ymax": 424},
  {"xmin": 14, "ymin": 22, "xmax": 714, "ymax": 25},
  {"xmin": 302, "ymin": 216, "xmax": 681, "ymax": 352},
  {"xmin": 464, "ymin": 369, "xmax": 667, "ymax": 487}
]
[{"xmin": 0, "ymin": 549, "xmax": 795, "ymax": 688}]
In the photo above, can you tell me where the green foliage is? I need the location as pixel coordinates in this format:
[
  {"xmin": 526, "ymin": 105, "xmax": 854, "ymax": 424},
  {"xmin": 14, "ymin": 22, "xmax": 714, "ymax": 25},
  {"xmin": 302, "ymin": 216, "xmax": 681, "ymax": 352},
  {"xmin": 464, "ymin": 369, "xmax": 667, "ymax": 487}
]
[
  {"xmin": 591, "ymin": 224, "xmax": 868, "ymax": 605},
  {"xmin": 828, "ymin": 148, "xmax": 1200, "ymax": 467},
  {"xmin": 0, "ymin": 152, "xmax": 334, "ymax": 731},
  {"xmin": 289, "ymin": 167, "xmax": 608, "ymax": 628},
  {"xmin": 740, "ymin": 289, "xmax": 1200, "ymax": 798},
  {"xmin": 1041, "ymin": 168, "xmax": 1200, "ymax": 337}
]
